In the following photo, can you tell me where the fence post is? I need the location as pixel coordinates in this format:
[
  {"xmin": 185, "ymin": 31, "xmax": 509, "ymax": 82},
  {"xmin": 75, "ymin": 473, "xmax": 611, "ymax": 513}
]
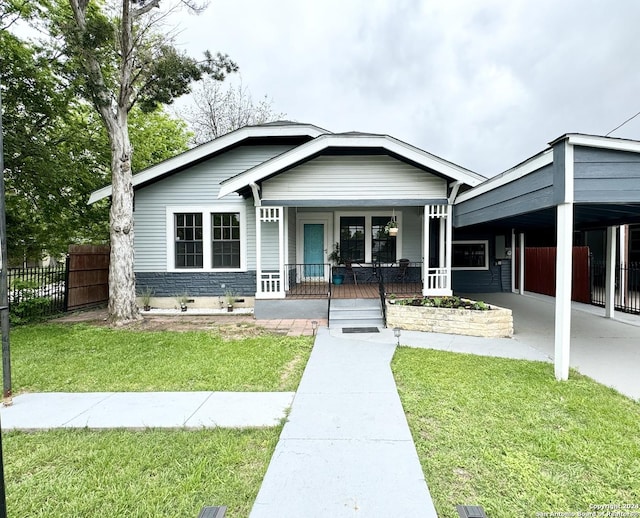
[{"xmin": 63, "ymin": 255, "xmax": 70, "ymax": 312}]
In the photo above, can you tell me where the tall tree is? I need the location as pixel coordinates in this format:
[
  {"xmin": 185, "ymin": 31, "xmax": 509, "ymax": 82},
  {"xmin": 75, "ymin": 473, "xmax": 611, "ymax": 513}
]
[
  {"xmin": 1, "ymin": 23, "xmax": 192, "ymax": 264},
  {"xmin": 48, "ymin": 0, "xmax": 236, "ymax": 324},
  {"xmin": 182, "ymin": 78, "xmax": 286, "ymax": 145}
]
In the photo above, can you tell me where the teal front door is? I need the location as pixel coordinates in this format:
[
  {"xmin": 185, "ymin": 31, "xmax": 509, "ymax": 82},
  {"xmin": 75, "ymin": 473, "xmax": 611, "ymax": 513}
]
[{"xmin": 303, "ymin": 223, "xmax": 325, "ymax": 278}]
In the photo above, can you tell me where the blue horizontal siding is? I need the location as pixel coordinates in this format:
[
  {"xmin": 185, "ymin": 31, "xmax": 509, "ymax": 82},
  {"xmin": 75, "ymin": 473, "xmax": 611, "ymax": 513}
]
[{"xmin": 137, "ymin": 272, "xmax": 256, "ymax": 297}]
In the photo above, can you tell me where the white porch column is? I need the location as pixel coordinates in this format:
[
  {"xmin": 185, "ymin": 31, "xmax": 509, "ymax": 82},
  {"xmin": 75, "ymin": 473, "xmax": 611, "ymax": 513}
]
[
  {"xmin": 620, "ymin": 225, "xmax": 627, "ymax": 307},
  {"xmin": 555, "ymin": 202, "xmax": 573, "ymax": 380},
  {"xmin": 519, "ymin": 233, "xmax": 525, "ymax": 295},
  {"xmin": 445, "ymin": 204, "xmax": 453, "ymax": 292},
  {"xmin": 255, "ymin": 206, "xmax": 262, "ymax": 297},
  {"xmin": 255, "ymin": 207, "xmax": 285, "ymax": 299},
  {"xmin": 422, "ymin": 205, "xmax": 430, "ymax": 296},
  {"xmin": 511, "ymin": 228, "xmax": 517, "ymax": 293},
  {"xmin": 605, "ymin": 226, "xmax": 616, "ymax": 319}
]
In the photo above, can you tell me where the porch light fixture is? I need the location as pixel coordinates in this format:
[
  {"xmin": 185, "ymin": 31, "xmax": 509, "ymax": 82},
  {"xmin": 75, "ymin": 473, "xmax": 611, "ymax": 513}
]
[
  {"xmin": 393, "ymin": 327, "xmax": 401, "ymax": 346},
  {"xmin": 311, "ymin": 320, "xmax": 318, "ymax": 335}
]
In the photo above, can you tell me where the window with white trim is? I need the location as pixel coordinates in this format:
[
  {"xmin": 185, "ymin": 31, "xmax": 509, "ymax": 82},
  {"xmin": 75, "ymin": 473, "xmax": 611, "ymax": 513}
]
[
  {"xmin": 212, "ymin": 213, "xmax": 241, "ymax": 268},
  {"xmin": 452, "ymin": 240, "xmax": 489, "ymax": 270},
  {"xmin": 337, "ymin": 213, "xmax": 399, "ymax": 264},
  {"xmin": 168, "ymin": 206, "xmax": 246, "ymax": 272},
  {"xmin": 175, "ymin": 213, "xmax": 203, "ymax": 268}
]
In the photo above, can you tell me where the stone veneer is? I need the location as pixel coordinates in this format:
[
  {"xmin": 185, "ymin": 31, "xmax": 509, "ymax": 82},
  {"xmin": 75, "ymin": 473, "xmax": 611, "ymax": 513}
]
[{"xmin": 386, "ymin": 299, "xmax": 513, "ymax": 338}]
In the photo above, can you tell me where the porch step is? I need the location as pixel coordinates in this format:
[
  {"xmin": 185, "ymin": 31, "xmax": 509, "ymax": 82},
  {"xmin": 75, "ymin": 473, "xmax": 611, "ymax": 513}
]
[{"xmin": 329, "ymin": 298, "xmax": 384, "ymax": 329}]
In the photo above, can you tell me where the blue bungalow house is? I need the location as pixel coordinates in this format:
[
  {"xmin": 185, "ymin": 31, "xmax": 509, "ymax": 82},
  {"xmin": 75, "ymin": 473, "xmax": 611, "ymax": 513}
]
[{"xmin": 90, "ymin": 122, "xmax": 640, "ymax": 380}]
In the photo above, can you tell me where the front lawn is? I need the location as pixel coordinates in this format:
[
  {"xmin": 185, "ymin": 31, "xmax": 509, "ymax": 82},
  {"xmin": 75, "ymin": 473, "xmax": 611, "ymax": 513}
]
[
  {"xmin": 392, "ymin": 348, "xmax": 640, "ymax": 517},
  {"xmin": 4, "ymin": 427, "xmax": 279, "ymax": 517},
  {"xmin": 7, "ymin": 324, "xmax": 313, "ymax": 393}
]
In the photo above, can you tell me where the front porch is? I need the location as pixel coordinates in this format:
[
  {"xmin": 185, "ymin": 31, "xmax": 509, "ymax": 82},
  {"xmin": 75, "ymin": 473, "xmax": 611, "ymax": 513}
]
[{"xmin": 284, "ymin": 262, "xmax": 424, "ymax": 299}]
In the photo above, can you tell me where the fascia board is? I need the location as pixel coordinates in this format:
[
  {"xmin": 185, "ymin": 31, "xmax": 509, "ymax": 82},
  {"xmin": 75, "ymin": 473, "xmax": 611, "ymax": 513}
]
[
  {"xmin": 87, "ymin": 123, "xmax": 328, "ymax": 204},
  {"xmin": 456, "ymin": 150, "xmax": 554, "ymax": 204},
  {"xmin": 218, "ymin": 134, "xmax": 485, "ymax": 198}
]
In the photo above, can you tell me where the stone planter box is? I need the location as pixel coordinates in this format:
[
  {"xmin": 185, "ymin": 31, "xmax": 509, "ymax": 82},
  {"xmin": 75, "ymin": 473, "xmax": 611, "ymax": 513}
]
[{"xmin": 386, "ymin": 299, "xmax": 513, "ymax": 338}]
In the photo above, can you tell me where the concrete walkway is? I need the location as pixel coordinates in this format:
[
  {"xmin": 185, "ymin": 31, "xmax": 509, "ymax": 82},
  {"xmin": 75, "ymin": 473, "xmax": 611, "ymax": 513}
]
[
  {"xmin": 250, "ymin": 327, "xmax": 438, "ymax": 518},
  {"xmin": 0, "ymin": 392, "xmax": 294, "ymax": 430}
]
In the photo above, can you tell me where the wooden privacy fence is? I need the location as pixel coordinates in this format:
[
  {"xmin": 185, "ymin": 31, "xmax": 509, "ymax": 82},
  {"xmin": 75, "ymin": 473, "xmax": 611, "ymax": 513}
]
[
  {"xmin": 515, "ymin": 246, "xmax": 591, "ymax": 304},
  {"xmin": 65, "ymin": 244, "xmax": 110, "ymax": 311}
]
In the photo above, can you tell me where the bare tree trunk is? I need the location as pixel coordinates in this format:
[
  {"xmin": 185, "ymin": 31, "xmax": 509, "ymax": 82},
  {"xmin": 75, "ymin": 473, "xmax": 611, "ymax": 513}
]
[{"xmin": 107, "ymin": 108, "xmax": 140, "ymax": 324}]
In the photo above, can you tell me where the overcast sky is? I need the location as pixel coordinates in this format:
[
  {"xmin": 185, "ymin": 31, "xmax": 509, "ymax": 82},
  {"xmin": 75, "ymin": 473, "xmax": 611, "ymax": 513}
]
[{"xmin": 170, "ymin": 0, "xmax": 640, "ymax": 177}]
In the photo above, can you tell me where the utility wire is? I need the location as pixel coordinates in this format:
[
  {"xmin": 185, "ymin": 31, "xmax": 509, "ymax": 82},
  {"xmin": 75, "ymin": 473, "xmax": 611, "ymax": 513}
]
[{"xmin": 606, "ymin": 109, "xmax": 640, "ymax": 136}]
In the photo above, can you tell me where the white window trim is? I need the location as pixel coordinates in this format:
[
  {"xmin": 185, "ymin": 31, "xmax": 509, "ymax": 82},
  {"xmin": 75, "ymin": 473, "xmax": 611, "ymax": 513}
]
[
  {"xmin": 166, "ymin": 204, "xmax": 247, "ymax": 272},
  {"xmin": 451, "ymin": 240, "xmax": 489, "ymax": 271},
  {"xmin": 334, "ymin": 211, "xmax": 402, "ymax": 264}
]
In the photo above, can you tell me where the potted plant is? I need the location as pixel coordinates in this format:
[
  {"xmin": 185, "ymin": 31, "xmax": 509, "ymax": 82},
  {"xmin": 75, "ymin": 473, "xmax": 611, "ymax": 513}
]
[
  {"xmin": 140, "ymin": 287, "xmax": 153, "ymax": 312},
  {"xmin": 176, "ymin": 293, "xmax": 188, "ymax": 312},
  {"xmin": 327, "ymin": 243, "xmax": 345, "ymax": 285},
  {"xmin": 385, "ymin": 219, "xmax": 398, "ymax": 236},
  {"xmin": 224, "ymin": 290, "xmax": 236, "ymax": 312}
]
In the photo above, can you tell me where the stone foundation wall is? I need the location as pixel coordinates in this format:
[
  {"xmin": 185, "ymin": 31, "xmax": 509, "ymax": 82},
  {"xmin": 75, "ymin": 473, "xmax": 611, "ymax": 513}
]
[{"xmin": 386, "ymin": 301, "xmax": 513, "ymax": 338}]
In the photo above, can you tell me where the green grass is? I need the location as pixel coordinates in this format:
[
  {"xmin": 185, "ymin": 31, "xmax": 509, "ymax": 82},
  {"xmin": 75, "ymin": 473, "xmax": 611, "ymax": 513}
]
[
  {"xmin": 4, "ymin": 427, "xmax": 279, "ymax": 517},
  {"xmin": 8, "ymin": 324, "xmax": 313, "ymax": 393},
  {"xmin": 392, "ymin": 348, "xmax": 640, "ymax": 517}
]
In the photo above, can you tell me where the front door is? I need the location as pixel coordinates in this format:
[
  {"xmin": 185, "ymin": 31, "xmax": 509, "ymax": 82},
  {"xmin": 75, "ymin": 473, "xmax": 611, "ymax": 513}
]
[{"xmin": 303, "ymin": 223, "xmax": 325, "ymax": 278}]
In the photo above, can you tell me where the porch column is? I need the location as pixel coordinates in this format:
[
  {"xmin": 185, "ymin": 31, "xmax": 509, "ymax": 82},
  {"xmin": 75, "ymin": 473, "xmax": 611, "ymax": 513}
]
[
  {"xmin": 605, "ymin": 226, "xmax": 616, "ymax": 319},
  {"xmin": 511, "ymin": 228, "xmax": 517, "ymax": 293},
  {"xmin": 519, "ymin": 233, "xmax": 525, "ymax": 295},
  {"xmin": 445, "ymin": 204, "xmax": 453, "ymax": 292},
  {"xmin": 422, "ymin": 205, "xmax": 430, "ymax": 295},
  {"xmin": 620, "ymin": 225, "xmax": 627, "ymax": 307},
  {"xmin": 255, "ymin": 207, "xmax": 285, "ymax": 299}
]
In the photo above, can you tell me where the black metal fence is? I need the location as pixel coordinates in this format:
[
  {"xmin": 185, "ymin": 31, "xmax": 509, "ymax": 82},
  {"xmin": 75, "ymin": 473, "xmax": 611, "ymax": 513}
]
[
  {"xmin": 8, "ymin": 264, "xmax": 67, "ymax": 323},
  {"xmin": 590, "ymin": 260, "xmax": 640, "ymax": 314}
]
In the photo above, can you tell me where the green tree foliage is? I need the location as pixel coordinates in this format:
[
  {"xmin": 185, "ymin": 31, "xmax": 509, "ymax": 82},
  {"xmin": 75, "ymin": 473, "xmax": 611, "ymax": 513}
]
[
  {"xmin": 0, "ymin": 21, "xmax": 191, "ymax": 264},
  {"xmin": 45, "ymin": 0, "xmax": 237, "ymax": 323}
]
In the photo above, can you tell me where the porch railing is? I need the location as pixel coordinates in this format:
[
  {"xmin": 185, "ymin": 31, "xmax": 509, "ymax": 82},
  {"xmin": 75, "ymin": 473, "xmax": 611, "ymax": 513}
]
[
  {"xmin": 284, "ymin": 263, "xmax": 331, "ymax": 297},
  {"xmin": 590, "ymin": 260, "xmax": 640, "ymax": 314},
  {"xmin": 377, "ymin": 261, "xmax": 424, "ymax": 296}
]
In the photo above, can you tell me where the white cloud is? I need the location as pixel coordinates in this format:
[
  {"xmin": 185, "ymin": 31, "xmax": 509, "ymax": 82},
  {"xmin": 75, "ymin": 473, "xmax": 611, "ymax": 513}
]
[{"xmin": 169, "ymin": 0, "xmax": 640, "ymax": 176}]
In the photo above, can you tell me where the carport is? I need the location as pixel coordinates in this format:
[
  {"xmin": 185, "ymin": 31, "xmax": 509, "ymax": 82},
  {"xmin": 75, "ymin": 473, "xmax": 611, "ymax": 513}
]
[{"xmin": 455, "ymin": 134, "xmax": 640, "ymax": 380}]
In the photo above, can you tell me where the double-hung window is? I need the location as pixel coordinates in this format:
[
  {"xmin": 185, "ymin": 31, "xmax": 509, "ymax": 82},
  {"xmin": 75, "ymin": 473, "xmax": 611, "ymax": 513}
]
[
  {"xmin": 337, "ymin": 213, "xmax": 399, "ymax": 264},
  {"xmin": 175, "ymin": 213, "xmax": 203, "ymax": 268},
  {"xmin": 169, "ymin": 206, "xmax": 245, "ymax": 271}
]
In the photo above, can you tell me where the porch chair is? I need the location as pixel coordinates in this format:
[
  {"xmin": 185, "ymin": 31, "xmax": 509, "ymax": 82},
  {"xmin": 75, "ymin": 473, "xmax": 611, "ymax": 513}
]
[
  {"xmin": 344, "ymin": 260, "xmax": 358, "ymax": 285},
  {"xmin": 396, "ymin": 258, "xmax": 410, "ymax": 284}
]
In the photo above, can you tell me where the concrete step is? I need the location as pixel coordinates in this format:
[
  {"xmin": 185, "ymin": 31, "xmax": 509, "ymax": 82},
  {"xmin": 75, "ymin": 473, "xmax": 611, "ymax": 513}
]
[{"xmin": 329, "ymin": 298, "xmax": 384, "ymax": 328}]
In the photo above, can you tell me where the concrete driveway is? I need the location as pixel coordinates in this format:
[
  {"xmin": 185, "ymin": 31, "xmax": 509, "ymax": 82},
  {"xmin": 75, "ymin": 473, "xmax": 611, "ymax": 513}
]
[{"xmin": 469, "ymin": 292, "xmax": 640, "ymax": 400}]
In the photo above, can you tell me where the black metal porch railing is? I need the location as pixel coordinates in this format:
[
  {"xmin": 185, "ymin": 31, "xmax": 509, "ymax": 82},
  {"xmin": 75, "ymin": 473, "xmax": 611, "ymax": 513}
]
[
  {"xmin": 376, "ymin": 261, "xmax": 423, "ymax": 297},
  {"xmin": 285, "ymin": 263, "xmax": 331, "ymax": 297},
  {"xmin": 590, "ymin": 260, "xmax": 640, "ymax": 314}
]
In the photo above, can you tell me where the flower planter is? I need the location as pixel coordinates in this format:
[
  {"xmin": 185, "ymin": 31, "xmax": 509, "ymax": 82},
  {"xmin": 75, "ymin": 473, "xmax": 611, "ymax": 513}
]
[
  {"xmin": 388, "ymin": 227, "xmax": 398, "ymax": 236},
  {"xmin": 386, "ymin": 299, "xmax": 513, "ymax": 338},
  {"xmin": 332, "ymin": 274, "xmax": 345, "ymax": 285}
]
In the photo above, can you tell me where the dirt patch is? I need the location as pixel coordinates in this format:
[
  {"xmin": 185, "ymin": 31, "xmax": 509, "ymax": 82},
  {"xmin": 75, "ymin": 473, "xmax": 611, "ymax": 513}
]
[{"xmin": 51, "ymin": 309, "xmax": 276, "ymax": 339}]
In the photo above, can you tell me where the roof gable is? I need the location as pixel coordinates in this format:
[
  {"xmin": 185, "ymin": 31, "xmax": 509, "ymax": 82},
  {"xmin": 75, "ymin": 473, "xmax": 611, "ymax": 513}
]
[
  {"xmin": 88, "ymin": 122, "xmax": 329, "ymax": 203},
  {"xmin": 218, "ymin": 133, "xmax": 485, "ymax": 198}
]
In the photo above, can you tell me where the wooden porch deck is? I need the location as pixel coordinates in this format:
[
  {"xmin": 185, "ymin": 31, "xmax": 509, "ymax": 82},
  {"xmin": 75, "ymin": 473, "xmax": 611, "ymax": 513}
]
[{"xmin": 286, "ymin": 282, "xmax": 423, "ymax": 299}]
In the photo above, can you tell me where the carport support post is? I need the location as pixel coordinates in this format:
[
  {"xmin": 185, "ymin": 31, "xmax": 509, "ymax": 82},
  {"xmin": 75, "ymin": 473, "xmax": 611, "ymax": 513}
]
[
  {"xmin": 518, "ymin": 233, "xmax": 525, "ymax": 295},
  {"xmin": 605, "ymin": 226, "xmax": 616, "ymax": 319},
  {"xmin": 554, "ymin": 202, "xmax": 573, "ymax": 381}
]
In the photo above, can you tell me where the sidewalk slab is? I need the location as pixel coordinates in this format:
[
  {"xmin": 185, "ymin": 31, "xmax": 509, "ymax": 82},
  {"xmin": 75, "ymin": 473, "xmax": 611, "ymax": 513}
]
[
  {"xmin": 0, "ymin": 392, "xmax": 294, "ymax": 431},
  {"xmin": 250, "ymin": 327, "xmax": 437, "ymax": 518}
]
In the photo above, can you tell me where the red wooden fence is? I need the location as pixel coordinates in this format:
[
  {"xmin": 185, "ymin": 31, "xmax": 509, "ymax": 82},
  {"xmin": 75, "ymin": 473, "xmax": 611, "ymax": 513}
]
[{"xmin": 515, "ymin": 246, "xmax": 591, "ymax": 304}]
